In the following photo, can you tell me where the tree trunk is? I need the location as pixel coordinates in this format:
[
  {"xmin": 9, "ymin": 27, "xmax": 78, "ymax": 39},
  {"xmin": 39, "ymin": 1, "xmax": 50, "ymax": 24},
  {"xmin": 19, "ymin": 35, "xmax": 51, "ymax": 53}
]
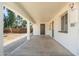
[{"xmin": 9, "ymin": 27, "xmax": 12, "ymax": 33}]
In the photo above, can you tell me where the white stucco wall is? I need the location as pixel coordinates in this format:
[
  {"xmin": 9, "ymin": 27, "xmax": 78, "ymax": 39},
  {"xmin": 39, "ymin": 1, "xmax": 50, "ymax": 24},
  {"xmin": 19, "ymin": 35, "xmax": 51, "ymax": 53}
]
[
  {"xmin": 47, "ymin": 3, "xmax": 79, "ymax": 55},
  {"xmin": 33, "ymin": 23, "xmax": 40, "ymax": 35},
  {"xmin": 0, "ymin": 3, "xmax": 3, "ymax": 55},
  {"xmin": 33, "ymin": 22, "xmax": 48, "ymax": 35}
]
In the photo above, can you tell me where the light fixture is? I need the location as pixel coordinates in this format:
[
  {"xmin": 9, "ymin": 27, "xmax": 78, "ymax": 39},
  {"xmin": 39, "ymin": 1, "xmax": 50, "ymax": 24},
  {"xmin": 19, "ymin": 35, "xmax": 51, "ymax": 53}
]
[{"xmin": 69, "ymin": 2, "xmax": 74, "ymax": 10}]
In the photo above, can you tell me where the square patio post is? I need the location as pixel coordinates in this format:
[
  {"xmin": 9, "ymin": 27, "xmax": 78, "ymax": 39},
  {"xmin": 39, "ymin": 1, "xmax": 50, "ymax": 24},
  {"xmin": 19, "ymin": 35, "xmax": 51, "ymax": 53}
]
[
  {"xmin": 0, "ymin": 2, "xmax": 3, "ymax": 55},
  {"xmin": 27, "ymin": 20, "xmax": 30, "ymax": 40}
]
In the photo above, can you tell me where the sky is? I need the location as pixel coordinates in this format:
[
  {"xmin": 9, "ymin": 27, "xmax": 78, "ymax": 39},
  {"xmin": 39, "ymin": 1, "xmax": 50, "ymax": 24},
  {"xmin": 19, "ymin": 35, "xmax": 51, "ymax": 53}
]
[{"xmin": 3, "ymin": 8, "xmax": 8, "ymax": 16}]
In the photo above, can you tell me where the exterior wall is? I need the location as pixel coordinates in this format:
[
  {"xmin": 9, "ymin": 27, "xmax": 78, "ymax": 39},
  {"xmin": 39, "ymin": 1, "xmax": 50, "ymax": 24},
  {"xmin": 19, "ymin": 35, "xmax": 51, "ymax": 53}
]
[
  {"xmin": 46, "ymin": 23, "xmax": 52, "ymax": 37},
  {"xmin": 47, "ymin": 3, "xmax": 79, "ymax": 55},
  {"xmin": 33, "ymin": 23, "xmax": 40, "ymax": 35},
  {"xmin": 33, "ymin": 22, "xmax": 48, "ymax": 35},
  {"xmin": 0, "ymin": 3, "xmax": 3, "ymax": 55}
]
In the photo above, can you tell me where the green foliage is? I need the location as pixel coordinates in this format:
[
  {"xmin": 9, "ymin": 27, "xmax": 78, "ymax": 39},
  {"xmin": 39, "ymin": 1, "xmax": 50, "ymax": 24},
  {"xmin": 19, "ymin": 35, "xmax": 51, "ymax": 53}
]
[
  {"xmin": 4, "ymin": 8, "xmax": 16, "ymax": 28},
  {"xmin": 4, "ymin": 7, "xmax": 28, "ymax": 29},
  {"xmin": 7, "ymin": 9, "xmax": 16, "ymax": 28},
  {"xmin": 13, "ymin": 15, "xmax": 27, "ymax": 28},
  {"xmin": 22, "ymin": 20, "xmax": 27, "ymax": 28}
]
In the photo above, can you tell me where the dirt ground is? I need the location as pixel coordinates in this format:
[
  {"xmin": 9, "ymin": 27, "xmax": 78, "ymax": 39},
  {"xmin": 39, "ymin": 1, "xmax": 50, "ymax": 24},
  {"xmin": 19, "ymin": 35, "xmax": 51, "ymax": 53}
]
[{"xmin": 4, "ymin": 33, "xmax": 27, "ymax": 46}]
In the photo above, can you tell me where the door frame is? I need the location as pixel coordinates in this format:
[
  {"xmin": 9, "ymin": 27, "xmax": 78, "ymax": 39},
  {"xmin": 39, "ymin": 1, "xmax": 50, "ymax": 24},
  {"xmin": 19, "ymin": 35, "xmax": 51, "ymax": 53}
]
[{"xmin": 52, "ymin": 21, "xmax": 54, "ymax": 37}]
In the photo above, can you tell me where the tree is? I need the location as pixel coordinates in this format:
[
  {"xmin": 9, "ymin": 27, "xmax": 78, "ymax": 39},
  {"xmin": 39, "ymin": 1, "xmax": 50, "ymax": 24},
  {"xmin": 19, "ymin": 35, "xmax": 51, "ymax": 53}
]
[
  {"xmin": 22, "ymin": 20, "xmax": 27, "ymax": 28},
  {"xmin": 4, "ymin": 7, "xmax": 28, "ymax": 33},
  {"xmin": 13, "ymin": 15, "xmax": 27, "ymax": 28},
  {"xmin": 4, "ymin": 7, "xmax": 9, "ymax": 29},
  {"xmin": 4, "ymin": 14, "xmax": 8, "ymax": 28},
  {"xmin": 7, "ymin": 9, "xmax": 16, "ymax": 28},
  {"xmin": 4, "ymin": 8, "xmax": 16, "ymax": 32},
  {"xmin": 13, "ymin": 15, "xmax": 23, "ymax": 28}
]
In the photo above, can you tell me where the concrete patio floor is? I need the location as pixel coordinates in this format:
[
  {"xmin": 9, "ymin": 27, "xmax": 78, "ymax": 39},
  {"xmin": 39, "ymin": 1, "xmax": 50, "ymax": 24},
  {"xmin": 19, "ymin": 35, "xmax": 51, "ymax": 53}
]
[{"xmin": 4, "ymin": 35, "xmax": 74, "ymax": 56}]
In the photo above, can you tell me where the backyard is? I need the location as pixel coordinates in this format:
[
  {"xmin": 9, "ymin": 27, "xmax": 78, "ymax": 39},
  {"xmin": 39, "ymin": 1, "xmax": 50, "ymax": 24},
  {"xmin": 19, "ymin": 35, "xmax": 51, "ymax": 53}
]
[{"xmin": 3, "ymin": 6, "xmax": 33, "ymax": 46}]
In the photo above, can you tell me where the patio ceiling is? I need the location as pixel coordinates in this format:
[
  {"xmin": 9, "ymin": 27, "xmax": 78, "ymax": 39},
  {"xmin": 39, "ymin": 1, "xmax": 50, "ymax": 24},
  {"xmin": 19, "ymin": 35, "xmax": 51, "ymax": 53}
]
[{"xmin": 17, "ymin": 2, "xmax": 68, "ymax": 23}]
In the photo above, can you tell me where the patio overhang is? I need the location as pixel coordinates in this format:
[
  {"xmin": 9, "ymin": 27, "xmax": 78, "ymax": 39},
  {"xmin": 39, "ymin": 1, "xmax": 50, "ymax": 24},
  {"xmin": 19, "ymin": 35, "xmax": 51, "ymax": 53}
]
[{"xmin": 3, "ymin": 2, "xmax": 36, "ymax": 24}]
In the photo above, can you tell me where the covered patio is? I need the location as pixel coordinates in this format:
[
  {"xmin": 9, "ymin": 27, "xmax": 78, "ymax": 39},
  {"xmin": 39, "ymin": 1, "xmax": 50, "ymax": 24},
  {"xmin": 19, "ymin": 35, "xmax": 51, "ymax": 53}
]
[{"xmin": 0, "ymin": 2, "xmax": 79, "ymax": 56}]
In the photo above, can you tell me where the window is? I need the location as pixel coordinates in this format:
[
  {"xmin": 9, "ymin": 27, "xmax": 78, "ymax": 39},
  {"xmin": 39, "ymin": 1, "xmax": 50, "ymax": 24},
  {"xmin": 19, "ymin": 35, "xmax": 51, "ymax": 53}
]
[{"xmin": 60, "ymin": 12, "xmax": 68, "ymax": 33}]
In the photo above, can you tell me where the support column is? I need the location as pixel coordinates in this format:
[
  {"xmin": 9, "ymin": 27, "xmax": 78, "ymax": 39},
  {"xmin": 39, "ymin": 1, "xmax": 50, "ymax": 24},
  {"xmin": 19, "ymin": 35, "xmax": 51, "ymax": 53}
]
[
  {"xmin": 0, "ymin": 3, "xmax": 3, "ymax": 55},
  {"xmin": 27, "ymin": 20, "xmax": 30, "ymax": 40}
]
